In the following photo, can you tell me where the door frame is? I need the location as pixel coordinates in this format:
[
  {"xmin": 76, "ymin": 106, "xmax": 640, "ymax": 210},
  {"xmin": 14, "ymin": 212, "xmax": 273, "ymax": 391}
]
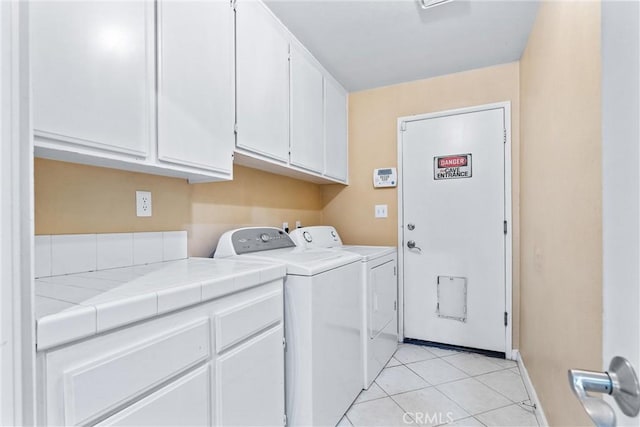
[
  {"xmin": 396, "ymin": 101, "xmax": 513, "ymax": 359},
  {"xmin": 1, "ymin": 1, "xmax": 36, "ymax": 424}
]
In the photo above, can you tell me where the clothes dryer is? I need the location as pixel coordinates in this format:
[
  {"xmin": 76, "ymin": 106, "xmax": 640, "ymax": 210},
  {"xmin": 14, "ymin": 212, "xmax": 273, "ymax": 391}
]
[{"xmin": 290, "ymin": 226, "xmax": 398, "ymax": 389}]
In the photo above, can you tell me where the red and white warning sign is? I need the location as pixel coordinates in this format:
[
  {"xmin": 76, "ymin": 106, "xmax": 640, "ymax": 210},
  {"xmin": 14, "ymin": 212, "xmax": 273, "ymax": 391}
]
[{"xmin": 434, "ymin": 153, "xmax": 472, "ymax": 180}]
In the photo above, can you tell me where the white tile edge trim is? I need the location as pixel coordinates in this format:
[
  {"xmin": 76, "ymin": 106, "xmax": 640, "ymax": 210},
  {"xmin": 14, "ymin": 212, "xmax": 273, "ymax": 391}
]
[
  {"xmin": 36, "ymin": 231, "xmax": 188, "ymax": 278},
  {"xmin": 514, "ymin": 349, "xmax": 550, "ymax": 427}
]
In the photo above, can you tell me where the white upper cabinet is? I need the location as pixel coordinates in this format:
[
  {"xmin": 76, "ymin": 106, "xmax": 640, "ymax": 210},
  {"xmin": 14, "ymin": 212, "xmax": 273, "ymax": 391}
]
[
  {"xmin": 157, "ymin": 0, "xmax": 234, "ymax": 174},
  {"xmin": 236, "ymin": 0, "xmax": 290, "ymax": 162},
  {"xmin": 323, "ymin": 79, "xmax": 349, "ymax": 182},
  {"xmin": 289, "ymin": 45, "xmax": 324, "ymax": 174},
  {"xmin": 234, "ymin": 0, "xmax": 348, "ymax": 184},
  {"xmin": 30, "ymin": 0, "xmax": 347, "ymax": 184},
  {"xmin": 30, "ymin": 1, "xmax": 234, "ymax": 182},
  {"xmin": 30, "ymin": 1, "xmax": 154, "ymax": 158}
]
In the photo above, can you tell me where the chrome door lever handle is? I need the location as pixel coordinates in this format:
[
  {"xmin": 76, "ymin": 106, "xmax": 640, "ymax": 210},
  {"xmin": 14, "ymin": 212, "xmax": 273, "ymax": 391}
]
[
  {"xmin": 568, "ymin": 369, "xmax": 616, "ymax": 427},
  {"xmin": 407, "ymin": 240, "xmax": 422, "ymax": 252},
  {"xmin": 568, "ymin": 356, "xmax": 640, "ymax": 427}
]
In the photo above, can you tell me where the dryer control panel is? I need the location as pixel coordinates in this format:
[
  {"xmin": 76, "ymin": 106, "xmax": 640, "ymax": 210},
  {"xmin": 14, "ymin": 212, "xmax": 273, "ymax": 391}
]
[{"xmin": 231, "ymin": 227, "xmax": 296, "ymax": 255}]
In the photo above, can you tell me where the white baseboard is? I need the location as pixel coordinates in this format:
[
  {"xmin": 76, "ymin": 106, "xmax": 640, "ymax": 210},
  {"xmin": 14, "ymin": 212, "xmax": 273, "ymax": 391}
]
[{"xmin": 513, "ymin": 349, "xmax": 549, "ymax": 426}]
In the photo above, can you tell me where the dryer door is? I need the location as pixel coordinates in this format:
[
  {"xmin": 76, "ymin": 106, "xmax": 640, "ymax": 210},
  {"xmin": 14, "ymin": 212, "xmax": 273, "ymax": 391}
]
[{"xmin": 369, "ymin": 260, "xmax": 397, "ymax": 339}]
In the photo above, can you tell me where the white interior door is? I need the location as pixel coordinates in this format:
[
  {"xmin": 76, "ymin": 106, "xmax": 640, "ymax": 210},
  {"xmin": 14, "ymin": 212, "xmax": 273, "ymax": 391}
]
[
  {"xmin": 601, "ymin": 1, "xmax": 640, "ymax": 424},
  {"xmin": 400, "ymin": 105, "xmax": 509, "ymax": 354}
]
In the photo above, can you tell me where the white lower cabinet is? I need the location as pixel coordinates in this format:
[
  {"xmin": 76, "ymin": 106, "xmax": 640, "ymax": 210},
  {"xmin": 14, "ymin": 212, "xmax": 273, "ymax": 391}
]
[
  {"xmin": 216, "ymin": 326, "xmax": 285, "ymax": 426},
  {"xmin": 37, "ymin": 281, "xmax": 284, "ymax": 426},
  {"xmin": 96, "ymin": 365, "xmax": 212, "ymax": 427}
]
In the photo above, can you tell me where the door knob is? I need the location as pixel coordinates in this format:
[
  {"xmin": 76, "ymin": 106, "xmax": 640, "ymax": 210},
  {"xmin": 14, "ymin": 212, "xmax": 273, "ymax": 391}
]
[
  {"xmin": 407, "ymin": 240, "xmax": 422, "ymax": 252},
  {"xmin": 568, "ymin": 356, "xmax": 640, "ymax": 427}
]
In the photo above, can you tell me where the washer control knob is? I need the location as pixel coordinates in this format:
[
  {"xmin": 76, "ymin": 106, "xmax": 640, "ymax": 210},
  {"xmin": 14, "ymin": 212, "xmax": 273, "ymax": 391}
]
[
  {"xmin": 260, "ymin": 233, "xmax": 270, "ymax": 242},
  {"xmin": 330, "ymin": 230, "xmax": 337, "ymax": 239},
  {"xmin": 303, "ymin": 231, "xmax": 313, "ymax": 243}
]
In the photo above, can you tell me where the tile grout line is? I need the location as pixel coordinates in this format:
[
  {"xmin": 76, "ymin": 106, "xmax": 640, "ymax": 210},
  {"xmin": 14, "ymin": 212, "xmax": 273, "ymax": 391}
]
[
  {"xmin": 349, "ymin": 347, "xmax": 530, "ymax": 426},
  {"xmin": 433, "ymin": 415, "xmax": 489, "ymax": 427},
  {"xmin": 472, "ymin": 401, "xmax": 539, "ymax": 426},
  {"xmin": 399, "ymin": 353, "xmax": 520, "ymax": 390},
  {"xmin": 395, "ymin": 348, "xmax": 534, "ymax": 423},
  {"xmin": 389, "ymin": 382, "xmax": 474, "ymax": 425}
]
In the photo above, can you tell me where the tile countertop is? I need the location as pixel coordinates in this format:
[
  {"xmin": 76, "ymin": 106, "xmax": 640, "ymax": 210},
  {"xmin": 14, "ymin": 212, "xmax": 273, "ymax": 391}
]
[{"xmin": 35, "ymin": 257, "xmax": 286, "ymax": 351}]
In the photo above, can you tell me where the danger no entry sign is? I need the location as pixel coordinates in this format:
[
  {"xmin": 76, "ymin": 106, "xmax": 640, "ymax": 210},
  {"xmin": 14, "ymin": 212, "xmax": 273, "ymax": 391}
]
[{"xmin": 434, "ymin": 153, "xmax": 472, "ymax": 180}]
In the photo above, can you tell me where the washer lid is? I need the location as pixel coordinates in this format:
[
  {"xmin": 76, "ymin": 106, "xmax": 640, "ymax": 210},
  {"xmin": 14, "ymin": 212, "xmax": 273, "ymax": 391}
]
[
  {"xmin": 239, "ymin": 247, "xmax": 360, "ymax": 276},
  {"xmin": 341, "ymin": 245, "xmax": 397, "ymax": 262}
]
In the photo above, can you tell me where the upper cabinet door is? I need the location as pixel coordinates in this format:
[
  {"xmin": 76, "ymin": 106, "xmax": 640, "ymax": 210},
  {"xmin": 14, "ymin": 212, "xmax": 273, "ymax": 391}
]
[
  {"xmin": 157, "ymin": 0, "xmax": 234, "ymax": 174},
  {"xmin": 324, "ymin": 79, "xmax": 348, "ymax": 182},
  {"xmin": 30, "ymin": 1, "xmax": 154, "ymax": 158},
  {"xmin": 236, "ymin": 0, "xmax": 290, "ymax": 162},
  {"xmin": 289, "ymin": 46, "xmax": 324, "ymax": 173}
]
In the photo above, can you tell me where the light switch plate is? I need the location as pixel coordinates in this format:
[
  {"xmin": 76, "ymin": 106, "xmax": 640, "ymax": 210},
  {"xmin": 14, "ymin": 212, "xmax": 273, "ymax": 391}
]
[
  {"xmin": 136, "ymin": 191, "xmax": 152, "ymax": 217},
  {"xmin": 375, "ymin": 204, "xmax": 388, "ymax": 218}
]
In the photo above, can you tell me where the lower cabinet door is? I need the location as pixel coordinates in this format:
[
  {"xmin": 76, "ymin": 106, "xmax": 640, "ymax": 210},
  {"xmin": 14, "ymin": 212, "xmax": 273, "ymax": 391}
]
[
  {"xmin": 216, "ymin": 325, "xmax": 284, "ymax": 426},
  {"xmin": 96, "ymin": 364, "xmax": 211, "ymax": 426}
]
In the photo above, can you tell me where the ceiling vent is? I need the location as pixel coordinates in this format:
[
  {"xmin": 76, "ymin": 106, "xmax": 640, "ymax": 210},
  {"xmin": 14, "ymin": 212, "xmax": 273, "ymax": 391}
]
[{"xmin": 419, "ymin": 0, "xmax": 454, "ymax": 9}]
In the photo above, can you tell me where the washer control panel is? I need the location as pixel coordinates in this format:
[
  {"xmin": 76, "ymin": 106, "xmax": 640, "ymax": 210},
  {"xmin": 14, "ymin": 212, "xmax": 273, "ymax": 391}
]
[{"xmin": 232, "ymin": 227, "xmax": 296, "ymax": 254}]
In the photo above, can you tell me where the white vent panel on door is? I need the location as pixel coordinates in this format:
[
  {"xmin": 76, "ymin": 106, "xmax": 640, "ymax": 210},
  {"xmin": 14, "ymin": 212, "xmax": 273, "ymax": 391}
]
[{"xmin": 436, "ymin": 276, "xmax": 467, "ymax": 322}]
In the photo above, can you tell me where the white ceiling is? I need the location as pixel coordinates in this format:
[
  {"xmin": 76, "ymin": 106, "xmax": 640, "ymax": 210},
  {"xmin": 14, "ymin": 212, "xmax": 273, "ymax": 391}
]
[{"xmin": 264, "ymin": 0, "xmax": 539, "ymax": 92}]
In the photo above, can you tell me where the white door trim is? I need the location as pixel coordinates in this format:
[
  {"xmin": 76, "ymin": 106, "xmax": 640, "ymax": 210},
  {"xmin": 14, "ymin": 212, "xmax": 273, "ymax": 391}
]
[
  {"xmin": 0, "ymin": 1, "xmax": 36, "ymax": 424},
  {"xmin": 397, "ymin": 101, "xmax": 513, "ymax": 359}
]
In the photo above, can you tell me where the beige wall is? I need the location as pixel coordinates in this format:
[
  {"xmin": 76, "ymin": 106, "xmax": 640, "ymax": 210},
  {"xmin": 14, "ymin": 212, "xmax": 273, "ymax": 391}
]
[
  {"xmin": 322, "ymin": 62, "xmax": 521, "ymax": 348},
  {"xmin": 35, "ymin": 158, "xmax": 323, "ymax": 257},
  {"xmin": 519, "ymin": 1, "xmax": 602, "ymax": 426}
]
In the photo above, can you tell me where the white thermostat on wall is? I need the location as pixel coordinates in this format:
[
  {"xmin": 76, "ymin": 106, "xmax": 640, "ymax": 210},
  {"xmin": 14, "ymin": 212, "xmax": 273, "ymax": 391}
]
[{"xmin": 373, "ymin": 167, "xmax": 397, "ymax": 188}]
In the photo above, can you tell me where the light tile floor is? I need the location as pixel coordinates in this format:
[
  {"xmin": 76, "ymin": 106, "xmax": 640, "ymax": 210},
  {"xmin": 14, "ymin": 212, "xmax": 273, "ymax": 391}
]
[{"xmin": 341, "ymin": 344, "xmax": 539, "ymax": 427}]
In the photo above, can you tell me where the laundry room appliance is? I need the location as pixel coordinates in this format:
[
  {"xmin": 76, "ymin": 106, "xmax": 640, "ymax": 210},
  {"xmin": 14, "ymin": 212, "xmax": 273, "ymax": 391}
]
[
  {"xmin": 214, "ymin": 227, "xmax": 363, "ymax": 426},
  {"xmin": 289, "ymin": 226, "xmax": 398, "ymax": 389}
]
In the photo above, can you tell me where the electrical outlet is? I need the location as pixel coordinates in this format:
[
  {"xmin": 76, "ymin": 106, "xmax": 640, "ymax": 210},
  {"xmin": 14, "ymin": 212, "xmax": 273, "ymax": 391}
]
[
  {"xmin": 295, "ymin": 220, "xmax": 301, "ymax": 228},
  {"xmin": 282, "ymin": 222, "xmax": 289, "ymax": 232},
  {"xmin": 374, "ymin": 204, "xmax": 388, "ymax": 218},
  {"xmin": 136, "ymin": 191, "xmax": 152, "ymax": 217}
]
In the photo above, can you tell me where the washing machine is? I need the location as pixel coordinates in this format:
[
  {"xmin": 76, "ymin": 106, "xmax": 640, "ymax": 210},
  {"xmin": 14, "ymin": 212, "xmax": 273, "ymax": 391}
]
[
  {"xmin": 290, "ymin": 226, "xmax": 398, "ymax": 389},
  {"xmin": 214, "ymin": 227, "xmax": 363, "ymax": 427}
]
